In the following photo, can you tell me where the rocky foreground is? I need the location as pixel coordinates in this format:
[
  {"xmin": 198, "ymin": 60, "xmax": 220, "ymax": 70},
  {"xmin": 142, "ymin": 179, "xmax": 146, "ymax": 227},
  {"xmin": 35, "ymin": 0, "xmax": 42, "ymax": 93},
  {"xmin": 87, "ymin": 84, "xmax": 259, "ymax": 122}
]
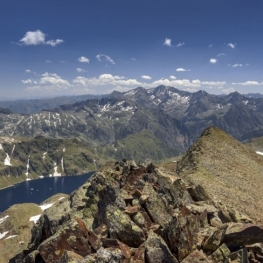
[{"xmin": 5, "ymin": 159, "xmax": 263, "ymax": 262}]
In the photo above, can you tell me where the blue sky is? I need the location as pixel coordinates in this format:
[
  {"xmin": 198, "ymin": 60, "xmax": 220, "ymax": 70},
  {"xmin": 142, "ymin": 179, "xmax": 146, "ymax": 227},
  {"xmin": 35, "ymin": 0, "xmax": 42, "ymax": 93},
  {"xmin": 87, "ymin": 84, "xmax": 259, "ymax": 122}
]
[{"xmin": 1, "ymin": 0, "xmax": 263, "ymax": 99}]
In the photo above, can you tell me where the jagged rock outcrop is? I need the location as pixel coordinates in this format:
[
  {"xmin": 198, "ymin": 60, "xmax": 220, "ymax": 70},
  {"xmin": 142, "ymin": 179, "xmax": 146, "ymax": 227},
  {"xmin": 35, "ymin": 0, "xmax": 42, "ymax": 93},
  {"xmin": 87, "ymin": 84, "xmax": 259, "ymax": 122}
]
[{"xmin": 8, "ymin": 159, "xmax": 263, "ymax": 262}]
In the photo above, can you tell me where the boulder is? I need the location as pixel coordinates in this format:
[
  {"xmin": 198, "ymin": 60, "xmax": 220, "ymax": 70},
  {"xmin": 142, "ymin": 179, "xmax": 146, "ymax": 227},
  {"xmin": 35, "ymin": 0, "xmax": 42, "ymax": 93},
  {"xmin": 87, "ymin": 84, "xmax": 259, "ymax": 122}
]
[{"xmin": 145, "ymin": 231, "xmax": 178, "ymax": 263}]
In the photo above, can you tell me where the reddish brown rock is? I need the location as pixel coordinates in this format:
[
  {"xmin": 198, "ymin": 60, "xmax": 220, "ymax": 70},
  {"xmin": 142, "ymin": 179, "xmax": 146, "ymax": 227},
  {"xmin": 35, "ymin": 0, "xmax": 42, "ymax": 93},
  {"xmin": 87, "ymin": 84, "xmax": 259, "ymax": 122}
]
[
  {"xmin": 223, "ymin": 223, "xmax": 263, "ymax": 248},
  {"xmin": 180, "ymin": 249, "xmax": 210, "ymax": 263}
]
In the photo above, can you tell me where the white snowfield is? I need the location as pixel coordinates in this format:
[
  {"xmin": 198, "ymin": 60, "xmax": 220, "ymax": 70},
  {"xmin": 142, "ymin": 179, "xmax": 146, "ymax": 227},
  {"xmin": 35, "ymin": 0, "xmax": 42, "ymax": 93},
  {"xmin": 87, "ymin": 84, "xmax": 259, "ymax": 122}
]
[
  {"xmin": 0, "ymin": 215, "xmax": 9, "ymax": 225},
  {"xmin": 53, "ymin": 162, "xmax": 61, "ymax": 177},
  {"xmin": 29, "ymin": 215, "xmax": 41, "ymax": 224},
  {"xmin": 0, "ymin": 231, "xmax": 9, "ymax": 240},
  {"xmin": 256, "ymin": 151, "xmax": 263, "ymax": 156},
  {"xmin": 4, "ymin": 153, "xmax": 11, "ymax": 166},
  {"xmin": 5, "ymin": 235, "xmax": 17, "ymax": 240},
  {"xmin": 39, "ymin": 203, "xmax": 54, "ymax": 211}
]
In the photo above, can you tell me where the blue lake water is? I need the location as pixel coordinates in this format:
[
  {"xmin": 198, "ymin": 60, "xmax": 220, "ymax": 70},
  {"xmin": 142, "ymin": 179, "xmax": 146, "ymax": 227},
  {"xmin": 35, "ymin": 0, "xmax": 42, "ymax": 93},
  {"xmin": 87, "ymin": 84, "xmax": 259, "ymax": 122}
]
[{"xmin": 0, "ymin": 172, "xmax": 94, "ymax": 213}]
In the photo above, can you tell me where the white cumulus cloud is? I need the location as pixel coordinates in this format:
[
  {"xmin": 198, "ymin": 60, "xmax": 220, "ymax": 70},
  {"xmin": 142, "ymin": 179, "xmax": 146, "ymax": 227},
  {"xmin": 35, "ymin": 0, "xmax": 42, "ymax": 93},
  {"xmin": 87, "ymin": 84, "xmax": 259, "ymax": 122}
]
[
  {"xmin": 22, "ymin": 79, "xmax": 32, "ymax": 84},
  {"xmin": 169, "ymin": 76, "xmax": 176, "ymax": 80},
  {"xmin": 232, "ymin": 81, "xmax": 262, "ymax": 86},
  {"xmin": 141, "ymin": 75, "xmax": 152, "ymax": 80},
  {"xmin": 176, "ymin": 42, "xmax": 185, "ymax": 47},
  {"xmin": 76, "ymin": 68, "xmax": 86, "ymax": 72},
  {"xmin": 232, "ymin": 64, "xmax": 243, "ymax": 67},
  {"xmin": 40, "ymin": 72, "xmax": 70, "ymax": 86},
  {"xmin": 210, "ymin": 58, "xmax": 217, "ymax": 64},
  {"xmin": 227, "ymin": 43, "xmax": 236, "ymax": 49},
  {"xmin": 96, "ymin": 54, "xmax": 115, "ymax": 64},
  {"xmin": 202, "ymin": 81, "xmax": 226, "ymax": 86},
  {"xmin": 222, "ymin": 87, "xmax": 236, "ymax": 94},
  {"xmin": 78, "ymin": 56, "xmax": 90, "ymax": 63},
  {"xmin": 217, "ymin": 53, "xmax": 226, "ymax": 57},
  {"xmin": 176, "ymin": 68, "xmax": 189, "ymax": 72},
  {"xmin": 19, "ymin": 30, "xmax": 64, "ymax": 46},
  {"xmin": 25, "ymin": 69, "xmax": 31, "ymax": 73},
  {"xmin": 163, "ymin": 38, "xmax": 172, "ymax": 46}
]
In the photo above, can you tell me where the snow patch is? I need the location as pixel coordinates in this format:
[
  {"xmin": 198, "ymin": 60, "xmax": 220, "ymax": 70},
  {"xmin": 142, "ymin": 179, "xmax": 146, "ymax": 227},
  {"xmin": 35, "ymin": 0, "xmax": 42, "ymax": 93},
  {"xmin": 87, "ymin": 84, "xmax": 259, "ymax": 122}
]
[
  {"xmin": 11, "ymin": 144, "xmax": 15, "ymax": 155},
  {"xmin": 29, "ymin": 214, "xmax": 41, "ymax": 224},
  {"xmin": 4, "ymin": 153, "xmax": 11, "ymax": 166},
  {"xmin": 53, "ymin": 162, "xmax": 61, "ymax": 177},
  {"xmin": 5, "ymin": 235, "xmax": 17, "ymax": 240},
  {"xmin": 39, "ymin": 203, "xmax": 54, "ymax": 211},
  {"xmin": 58, "ymin": 197, "xmax": 65, "ymax": 200},
  {"xmin": 43, "ymin": 152, "xmax": 47, "ymax": 159},
  {"xmin": 0, "ymin": 231, "xmax": 9, "ymax": 240},
  {"xmin": 256, "ymin": 151, "xmax": 263, "ymax": 156},
  {"xmin": 61, "ymin": 157, "xmax": 64, "ymax": 172},
  {"xmin": 25, "ymin": 157, "xmax": 30, "ymax": 177},
  {"xmin": 0, "ymin": 144, "xmax": 3, "ymax": 150},
  {"xmin": 0, "ymin": 215, "xmax": 9, "ymax": 225}
]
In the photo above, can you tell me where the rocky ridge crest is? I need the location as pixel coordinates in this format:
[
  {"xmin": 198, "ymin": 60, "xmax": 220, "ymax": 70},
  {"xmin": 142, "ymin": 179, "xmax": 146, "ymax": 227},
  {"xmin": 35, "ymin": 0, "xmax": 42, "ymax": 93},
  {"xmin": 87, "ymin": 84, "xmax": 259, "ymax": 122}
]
[
  {"xmin": 9, "ymin": 158, "xmax": 263, "ymax": 262},
  {"xmin": 177, "ymin": 126, "xmax": 263, "ymax": 224}
]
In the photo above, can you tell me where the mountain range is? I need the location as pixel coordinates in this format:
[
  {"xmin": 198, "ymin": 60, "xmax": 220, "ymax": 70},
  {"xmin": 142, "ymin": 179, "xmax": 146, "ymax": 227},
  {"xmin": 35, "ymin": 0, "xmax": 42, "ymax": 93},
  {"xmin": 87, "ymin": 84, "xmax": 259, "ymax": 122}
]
[{"xmin": 1, "ymin": 86, "xmax": 263, "ymax": 152}]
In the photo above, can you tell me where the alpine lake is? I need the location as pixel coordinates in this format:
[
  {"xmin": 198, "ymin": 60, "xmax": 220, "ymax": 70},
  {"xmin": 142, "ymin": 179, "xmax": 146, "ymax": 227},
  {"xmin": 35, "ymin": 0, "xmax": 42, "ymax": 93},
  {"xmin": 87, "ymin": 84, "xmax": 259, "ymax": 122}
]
[{"xmin": 0, "ymin": 172, "xmax": 94, "ymax": 213}]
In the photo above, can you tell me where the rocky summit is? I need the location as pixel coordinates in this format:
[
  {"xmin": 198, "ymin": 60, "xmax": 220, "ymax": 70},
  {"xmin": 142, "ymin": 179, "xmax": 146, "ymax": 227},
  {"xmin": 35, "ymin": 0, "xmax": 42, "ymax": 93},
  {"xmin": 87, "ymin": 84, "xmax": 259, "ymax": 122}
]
[
  {"xmin": 177, "ymin": 126, "xmax": 263, "ymax": 224},
  {"xmin": 6, "ymin": 159, "xmax": 263, "ymax": 262}
]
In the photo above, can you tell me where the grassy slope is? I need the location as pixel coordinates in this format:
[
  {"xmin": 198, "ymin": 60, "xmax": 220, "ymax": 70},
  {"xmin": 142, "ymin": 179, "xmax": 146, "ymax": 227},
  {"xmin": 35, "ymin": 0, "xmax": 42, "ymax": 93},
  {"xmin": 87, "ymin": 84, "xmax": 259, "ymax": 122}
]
[
  {"xmin": 95, "ymin": 129, "xmax": 180, "ymax": 163},
  {"xmin": 176, "ymin": 126, "xmax": 263, "ymax": 223}
]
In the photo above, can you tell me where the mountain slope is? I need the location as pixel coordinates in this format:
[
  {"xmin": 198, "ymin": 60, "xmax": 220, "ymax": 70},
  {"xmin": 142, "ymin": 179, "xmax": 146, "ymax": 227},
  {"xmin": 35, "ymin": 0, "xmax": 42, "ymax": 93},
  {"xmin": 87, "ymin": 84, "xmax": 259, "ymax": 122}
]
[
  {"xmin": 95, "ymin": 129, "xmax": 179, "ymax": 162},
  {"xmin": 0, "ymin": 136, "xmax": 97, "ymax": 188},
  {"xmin": 0, "ymin": 130, "xmax": 180, "ymax": 189},
  {"xmin": 0, "ymin": 97, "xmax": 191, "ymax": 152},
  {"xmin": 177, "ymin": 126, "xmax": 263, "ymax": 223}
]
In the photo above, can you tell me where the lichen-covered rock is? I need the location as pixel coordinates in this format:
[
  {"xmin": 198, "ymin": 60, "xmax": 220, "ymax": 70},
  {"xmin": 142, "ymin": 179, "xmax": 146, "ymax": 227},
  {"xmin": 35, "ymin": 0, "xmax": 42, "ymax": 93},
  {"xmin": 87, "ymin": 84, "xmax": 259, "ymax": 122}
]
[
  {"xmin": 180, "ymin": 249, "xmax": 210, "ymax": 263},
  {"xmin": 9, "ymin": 159, "xmax": 263, "ymax": 262},
  {"xmin": 145, "ymin": 231, "xmax": 178, "ymax": 263},
  {"xmin": 208, "ymin": 243, "xmax": 231, "ymax": 262},
  {"xmin": 106, "ymin": 205, "xmax": 145, "ymax": 247},
  {"xmin": 38, "ymin": 218, "xmax": 100, "ymax": 262}
]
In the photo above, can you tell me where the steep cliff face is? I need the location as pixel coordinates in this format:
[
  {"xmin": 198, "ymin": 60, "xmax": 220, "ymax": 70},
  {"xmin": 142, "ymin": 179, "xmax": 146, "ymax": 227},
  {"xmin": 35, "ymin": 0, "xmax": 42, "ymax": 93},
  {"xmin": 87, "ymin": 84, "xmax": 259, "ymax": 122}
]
[{"xmin": 7, "ymin": 159, "xmax": 263, "ymax": 262}]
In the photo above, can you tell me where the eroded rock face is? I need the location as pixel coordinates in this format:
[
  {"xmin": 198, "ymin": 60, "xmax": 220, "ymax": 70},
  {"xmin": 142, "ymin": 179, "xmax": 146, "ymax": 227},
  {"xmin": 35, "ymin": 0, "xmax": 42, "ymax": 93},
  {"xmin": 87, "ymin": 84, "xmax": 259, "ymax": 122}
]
[{"xmin": 10, "ymin": 159, "xmax": 263, "ymax": 262}]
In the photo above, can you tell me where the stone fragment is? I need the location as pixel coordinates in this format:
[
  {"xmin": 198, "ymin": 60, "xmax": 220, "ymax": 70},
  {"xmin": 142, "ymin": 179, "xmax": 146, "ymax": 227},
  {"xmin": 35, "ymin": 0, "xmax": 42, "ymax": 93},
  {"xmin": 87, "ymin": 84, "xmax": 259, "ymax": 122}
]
[
  {"xmin": 246, "ymin": 243, "xmax": 263, "ymax": 256},
  {"xmin": 187, "ymin": 184, "xmax": 210, "ymax": 201},
  {"xmin": 226, "ymin": 248, "xmax": 249, "ymax": 262},
  {"xmin": 60, "ymin": 250, "xmax": 84, "ymax": 263},
  {"xmin": 21, "ymin": 250, "xmax": 44, "ymax": 263},
  {"xmin": 202, "ymin": 226, "xmax": 226, "ymax": 251},
  {"xmin": 145, "ymin": 231, "xmax": 178, "ymax": 263},
  {"xmin": 141, "ymin": 183, "xmax": 172, "ymax": 227},
  {"xmin": 208, "ymin": 243, "xmax": 231, "ymax": 262},
  {"xmin": 124, "ymin": 205, "xmax": 140, "ymax": 215},
  {"xmin": 106, "ymin": 205, "xmax": 145, "ymax": 247},
  {"xmin": 223, "ymin": 223, "xmax": 263, "ymax": 248},
  {"xmin": 210, "ymin": 215, "xmax": 223, "ymax": 227},
  {"xmin": 180, "ymin": 249, "xmax": 210, "ymax": 263},
  {"xmin": 38, "ymin": 218, "xmax": 100, "ymax": 263}
]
